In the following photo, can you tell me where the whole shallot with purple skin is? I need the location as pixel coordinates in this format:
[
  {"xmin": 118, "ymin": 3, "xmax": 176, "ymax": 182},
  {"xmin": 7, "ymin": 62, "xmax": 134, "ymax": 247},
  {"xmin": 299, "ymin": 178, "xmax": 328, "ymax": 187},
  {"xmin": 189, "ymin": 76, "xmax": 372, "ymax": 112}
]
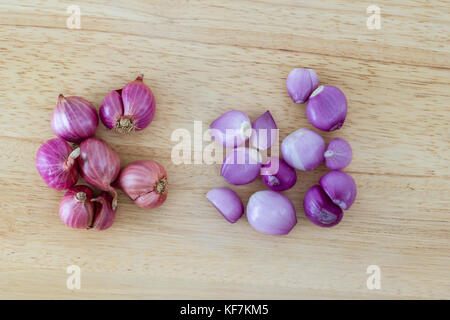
[
  {"xmin": 250, "ymin": 110, "xmax": 278, "ymax": 150},
  {"xmin": 51, "ymin": 95, "xmax": 98, "ymax": 143},
  {"xmin": 91, "ymin": 192, "xmax": 117, "ymax": 230},
  {"xmin": 319, "ymin": 170, "xmax": 357, "ymax": 210},
  {"xmin": 59, "ymin": 185, "xmax": 95, "ymax": 229},
  {"xmin": 303, "ymin": 185, "xmax": 343, "ymax": 227},
  {"xmin": 36, "ymin": 138, "xmax": 80, "ymax": 190},
  {"xmin": 286, "ymin": 68, "xmax": 319, "ymax": 104},
  {"xmin": 247, "ymin": 190, "xmax": 297, "ymax": 236},
  {"xmin": 210, "ymin": 110, "xmax": 252, "ymax": 148},
  {"xmin": 221, "ymin": 147, "xmax": 262, "ymax": 185},
  {"xmin": 206, "ymin": 187, "xmax": 244, "ymax": 223},
  {"xmin": 261, "ymin": 157, "xmax": 297, "ymax": 191},
  {"xmin": 100, "ymin": 75, "xmax": 156, "ymax": 133},
  {"xmin": 306, "ymin": 85, "xmax": 347, "ymax": 131},
  {"xmin": 118, "ymin": 160, "xmax": 168, "ymax": 209},
  {"xmin": 78, "ymin": 138, "xmax": 121, "ymax": 209},
  {"xmin": 324, "ymin": 138, "xmax": 352, "ymax": 170},
  {"xmin": 281, "ymin": 128, "xmax": 325, "ymax": 171}
]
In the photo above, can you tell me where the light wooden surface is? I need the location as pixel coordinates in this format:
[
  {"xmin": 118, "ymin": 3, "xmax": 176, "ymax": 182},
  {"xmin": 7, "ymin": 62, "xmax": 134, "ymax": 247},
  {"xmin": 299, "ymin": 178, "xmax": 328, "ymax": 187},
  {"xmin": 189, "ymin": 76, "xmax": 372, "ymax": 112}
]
[{"xmin": 0, "ymin": 0, "xmax": 449, "ymax": 299}]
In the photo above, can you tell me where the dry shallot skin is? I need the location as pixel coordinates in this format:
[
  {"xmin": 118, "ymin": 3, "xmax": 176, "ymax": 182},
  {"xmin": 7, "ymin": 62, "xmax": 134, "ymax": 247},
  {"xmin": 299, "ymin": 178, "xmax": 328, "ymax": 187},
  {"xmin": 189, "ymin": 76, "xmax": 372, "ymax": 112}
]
[
  {"xmin": 51, "ymin": 95, "xmax": 99, "ymax": 143},
  {"xmin": 99, "ymin": 75, "xmax": 156, "ymax": 133},
  {"xmin": 118, "ymin": 160, "xmax": 168, "ymax": 209},
  {"xmin": 91, "ymin": 192, "xmax": 117, "ymax": 231},
  {"xmin": 99, "ymin": 90, "xmax": 123, "ymax": 130},
  {"xmin": 78, "ymin": 138, "xmax": 121, "ymax": 208},
  {"xmin": 59, "ymin": 185, "xmax": 95, "ymax": 229}
]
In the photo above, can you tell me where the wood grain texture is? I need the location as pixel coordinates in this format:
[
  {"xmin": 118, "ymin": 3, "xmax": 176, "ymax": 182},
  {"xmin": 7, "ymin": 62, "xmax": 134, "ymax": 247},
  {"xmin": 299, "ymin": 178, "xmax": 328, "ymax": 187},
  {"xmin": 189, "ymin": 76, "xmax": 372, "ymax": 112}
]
[{"xmin": 0, "ymin": 0, "xmax": 449, "ymax": 299}]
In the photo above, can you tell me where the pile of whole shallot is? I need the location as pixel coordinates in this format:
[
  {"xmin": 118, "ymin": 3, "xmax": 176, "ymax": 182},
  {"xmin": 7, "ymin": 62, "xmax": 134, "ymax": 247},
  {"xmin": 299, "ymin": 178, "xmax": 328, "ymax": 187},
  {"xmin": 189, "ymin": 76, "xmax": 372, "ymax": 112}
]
[
  {"xmin": 207, "ymin": 68, "xmax": 356, "ymax": 235},
  {"xmin": 36, "ymin": 75, "xmax": 168, "ymax": 231}
]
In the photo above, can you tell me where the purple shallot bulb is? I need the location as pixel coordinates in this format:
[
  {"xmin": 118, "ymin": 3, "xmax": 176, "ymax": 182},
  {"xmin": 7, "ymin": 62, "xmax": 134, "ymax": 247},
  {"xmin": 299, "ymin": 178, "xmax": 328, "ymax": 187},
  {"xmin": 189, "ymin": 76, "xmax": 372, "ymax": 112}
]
[
  {"xmin": 306, "ymin": 85, "xmax": 347, "ymax": 131},
  {"xmin": 324, "ymin": 138, "xmax": 352, "ymax": 170},
  {"xmin": 261, "ymin": 157, "xmax": 297, "ymax": 191},
  {"xmin": 51, "ymin": 95, "xmax": 98, "ymax": 143},
  {"xmin": 36, "ymin": 138, "xmax": 80, "ymax": 190},
  {"xmin": 246, "ymin": 190, "xmax": 297, "ymax": 236},
  {"xmin": 319, "ymin": 170, "xmax": 357, "ymax": 210},
  {"xmin": 206, "ymin": 187, "xmax": 244, "ymax": 223},
  {"xmin": 286, "ymin": 68, "xmax": 319, "ymax": 104},
  {"xmin": 303, "ymin": 185, "xmax": 343, "ymax": 227},
  {"xmin": 100, "ymin": 75, "xmax": 156, "ymax": 133},
  {"xmin": 221, "ymin": 147, "xmax": 262, "ymax": 185},
  {"xmin": 250, "ymin": 110, "xmax": 278, "ymax": 150},
  {"xmin": 281, "ymin": 128, "xmax": 325, "ymax": 171},
  {"xmin": 210, "ymin": 110, "xmax": 252, "ymax": 148}
]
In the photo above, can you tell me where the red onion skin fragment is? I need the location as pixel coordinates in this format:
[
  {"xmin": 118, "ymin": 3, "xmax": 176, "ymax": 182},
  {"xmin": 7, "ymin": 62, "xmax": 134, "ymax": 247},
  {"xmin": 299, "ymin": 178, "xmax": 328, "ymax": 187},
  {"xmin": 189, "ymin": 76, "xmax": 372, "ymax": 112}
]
[
  {"xmin": 210, "ymin": 110, "xmax": 252, "ymax": 148},
  {"xmin": 250, "ymin": 110, "xmax": 278, "ymax": 150},
  {"xmin": 247, "ymin": 190, "xmax": 297, "ymax": 236},
  {"xmin": 286, "ymin": 68, "xmax": 319, "ymax": 104},
  {"xmin": 51, "ymin": 95, "xmax": 98, "ymax": 143},
  {"xmin": 206, "ymin": 187, "xmax": 244, "ymax": 223},
  {"xmin": 303, "ymin": 185, "xmax": 343, "ymax": 227},
  {"xmin": 306, "ymin": 85, "xmax": 347, "ymax": 131},
  {"xmin": 78, "ymin": 138, "xmax": 120, "ymax": 208},
  {"xmin": 221, "ymin": 147, "xmax": 262, "ymax": 185},
  {"xmin": 319, "ymin": 170, "xmax": 357, "ymax": 210},
  {"xmin": 324, "ymin": 138, "xmax": 353, "ymax": 170},
  {"xmin": 261, "ymin": 157, "xmax": 297, "ymax": 191},
  {"xmin": 118, "ymin": 160, "xmax": 168, "ymax": 209},
  {"xmin": 99, "ymin": 75, "xmax": 156, "ymax": 133},
  {"xmin": 36, "ymin": 138, "xmax": 79, "ymax": 190},
  {"xmin": 281, "ymin": 128, "xmax": 325, "ymax": 171},
  {"xmin": 92, "ymin": 192, "xmax": 117, "ymax": 230},
  {"xmin": 59, "ymin": 185, "xmax": 95, "ymax": 229}
]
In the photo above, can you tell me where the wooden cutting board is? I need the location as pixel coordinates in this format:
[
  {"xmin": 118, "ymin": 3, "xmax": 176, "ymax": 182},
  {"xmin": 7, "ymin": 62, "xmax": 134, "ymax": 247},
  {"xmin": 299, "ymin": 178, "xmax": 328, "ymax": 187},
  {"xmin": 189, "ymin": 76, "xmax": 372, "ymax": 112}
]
[{"xmin": 0, "ymin": 0, "xmax": 448, "ymax": 299}]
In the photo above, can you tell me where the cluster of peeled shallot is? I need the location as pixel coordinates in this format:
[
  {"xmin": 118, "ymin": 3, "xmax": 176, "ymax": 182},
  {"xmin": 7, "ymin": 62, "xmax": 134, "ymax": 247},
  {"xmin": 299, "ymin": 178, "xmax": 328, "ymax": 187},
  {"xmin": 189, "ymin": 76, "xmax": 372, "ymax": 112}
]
[
  {"xmin": 207, "ymin": 109, "xmax": 299, "ymax": 236},
  {"xmin": 206, "ymin": 68, "xmax": 357, "ymax": 235},
  {"xmin": 36, "ymin": 75, "xmax": 167, "ymax": 231}
]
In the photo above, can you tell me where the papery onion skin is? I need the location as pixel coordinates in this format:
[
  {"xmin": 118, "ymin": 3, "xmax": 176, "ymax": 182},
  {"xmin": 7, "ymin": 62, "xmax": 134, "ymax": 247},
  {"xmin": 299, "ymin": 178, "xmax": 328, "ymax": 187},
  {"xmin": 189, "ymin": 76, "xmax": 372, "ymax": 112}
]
[
  {"xmin": 36, "ymin": 138, "xmax": 79, "ymax": 190},
  {"xmin": 319, "ymin": 170, "xmax": 357, "ymax": 210},
  {"xmin": 250, "ymin": 110, "xmax": 278, "ymax": 150},
  {"xmin": 303, "ymin": 185, "xmax": 343, "ymax": 227},
  {"xmin": 118, "ymin": 160, "xmax": 168, "ymax": 209},
  {"xmin": 210, "ymin": 110, "xmax": 252, "ymax": 148},
  {"xmin": 221, "ymin": 147, "xmax": 262, "ymax": 185},
  {"xmin": 78, "ymin": 138, "xmax": 120, "ymax": 208},
  {"xmin": 247, "ymin": 190, "xmax": 297, "ymax": 236},
  {"xmin": 306, "ymin": 85, "xmax": 347, "ymax": 131},
  {"xmin": 99, "ymin": 90, "xmax": 123, "ymax": 130},
  {"xmin": 261, "ymin": 157, "xmax": 297, "ymax": 191},
  {"xmin": 286, "ymin": 68, "xmax": 319, "ymax": 104},
  {"xmin": 281, "ymin": 128, "xmax": 325, "ymax": 171},
  {"xmin": 206, "ymin": 187, "xmax": 244, "ymax": 223},
  {"xmin": 99, "ymin": 75, "xmax": 156, "ymax": 133},
  {"xmin": 92, "ymin": 192, "xmax": 117, "ymax": 230},
  {"xmin": 59, "ymin": 185, "xmax": 95, "ymax": 229},
  {"xmin": 51, "ymin": 95, "xmax": 99, "ymax": 142},
  {"xmin": 324, "ymin": 138, "xmax": 353, "ymax": 170}
]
